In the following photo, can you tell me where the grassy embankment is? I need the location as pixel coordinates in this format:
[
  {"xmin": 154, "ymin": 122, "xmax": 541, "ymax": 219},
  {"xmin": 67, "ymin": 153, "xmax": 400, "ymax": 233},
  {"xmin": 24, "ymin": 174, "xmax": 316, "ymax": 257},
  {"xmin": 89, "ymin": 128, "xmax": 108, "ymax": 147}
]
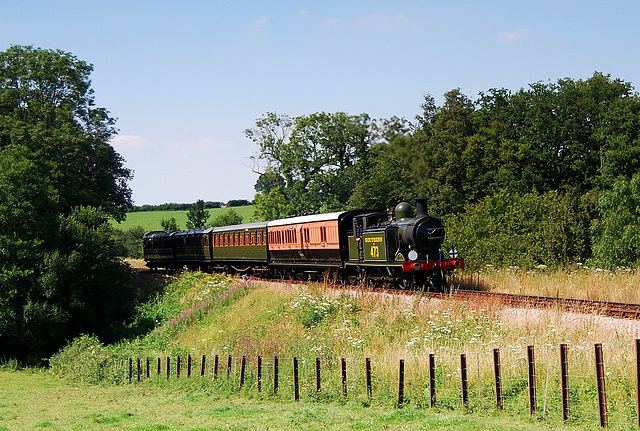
[
  {"xmin": 32, "ymin": 268, "xmax": 640, "ymax": 429},
  {"xmin": 112, "ymin": 205, "xmax": 257, "ymax": 232}
]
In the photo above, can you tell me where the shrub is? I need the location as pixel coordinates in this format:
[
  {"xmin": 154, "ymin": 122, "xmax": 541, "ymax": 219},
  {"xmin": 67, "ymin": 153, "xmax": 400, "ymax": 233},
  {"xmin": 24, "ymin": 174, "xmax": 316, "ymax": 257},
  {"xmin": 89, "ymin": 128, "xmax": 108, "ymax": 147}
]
[
  {"xmin": 445, "ymin": 190, "xmax": 592, "ymax": 269},
  {"xmin": 49, "ymin": 335, "xmax": 125, "ymax": 385}
]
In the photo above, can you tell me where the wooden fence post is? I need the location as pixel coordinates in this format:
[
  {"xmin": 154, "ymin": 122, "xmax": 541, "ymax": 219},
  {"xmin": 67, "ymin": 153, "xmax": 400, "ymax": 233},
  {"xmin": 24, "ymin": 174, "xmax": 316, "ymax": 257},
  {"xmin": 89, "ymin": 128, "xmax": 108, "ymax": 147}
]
[
  {"xmin": 166, "ymin": 356, "xmax": 170, "ymax": 380},
  {"xmin": 213, "ymin": 355, "xmax": 219, "ymax": 380},
  {"xmin": 137, "ymin": 358, "xmax": 141, "ymax": 382},
  {"xmin": 176, "ymin": 355, "xmax": 181, "ymax": 378},
  {"xmin": 315, "ymin": 357, "xmax": 321, "ymax": 392},
  {"xmin": 461, "ymin": 354, "xmax": 469, "ymax": 408},
  {"xmin": 146, "ymin": 357, "xmax": 150, "ymax": 379},
  {"xmin": 187, "ymin": 354, "xmax": 192, "ymax": 378},
  {"xmin": 157, "ymin": 358, "xmax": 161, "ymax": 376},
  {"xmin": 239, "ymin": 355, "xmax": 246, "ymax": 389},
  {"xmin": 128, "ymin": 358, "xmax": 132, "ymax": 383},
  {"xmin": 636, "ymin": 339, "xmax": 640, "ymax": 428},
  {"xmin": 560, "ymin": 344, "xmax": 570, "ymax": 423},
  {"xmin": 341, "ymin": 358, "xmax": 347, "ymax": 397},
  {"xmin": 429, "ymin": 353, "xmax": 436, "ymax": 408},
  {"xmin": 200, "ymin": 355, "xmax": 206, "ymax": 377},
  {"xmin": 493, "ymin": 348, "xmax": 503, "ymax": 410},
  {"xmin": 293, "ymin": 357, "xmax": 300, "ymax": 401},
  {"xmin": 527, "ymin": 345, "xmax": 537, "ymax": 414},
  {"xmin": 594, "ymin": 343, "xmax": 608, "ymax": 427},
  {"xmin": 398, "ymin": 359, "xmax": 405, "ymax": 406},
  {"xmin": 365, "ymin": 358, "xmax": 372, "ymax": 398},
  {"xmin": 273, "ymin": 355, "xmax": 279, "ymax": 395},
  {"xmin": 227, "ymin": 355, "xmax": 232, "ymax": 378},
  {"xmin": 257, "ymin": 356, "xmax": 262, "ymax": 392}
]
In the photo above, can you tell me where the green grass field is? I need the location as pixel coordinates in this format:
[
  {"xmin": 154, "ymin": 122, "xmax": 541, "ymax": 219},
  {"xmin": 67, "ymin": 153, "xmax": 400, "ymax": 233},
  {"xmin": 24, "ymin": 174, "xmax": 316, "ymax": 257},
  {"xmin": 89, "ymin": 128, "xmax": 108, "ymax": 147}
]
[
  {"xmin": 112, "ymin": 205, "xmax": 258, "ymax": 232},
  {"xmin": 0, "ymin": 370, "xmax": 552, "ymax": 430}
]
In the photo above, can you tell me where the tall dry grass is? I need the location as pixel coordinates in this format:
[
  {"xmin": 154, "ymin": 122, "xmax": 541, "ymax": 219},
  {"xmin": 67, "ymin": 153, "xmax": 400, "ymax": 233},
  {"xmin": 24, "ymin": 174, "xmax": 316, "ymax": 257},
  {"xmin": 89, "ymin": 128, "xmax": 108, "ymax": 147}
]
[{"xmin": 458, "ymin": 266, "xmax": 640, "ymax": 303}]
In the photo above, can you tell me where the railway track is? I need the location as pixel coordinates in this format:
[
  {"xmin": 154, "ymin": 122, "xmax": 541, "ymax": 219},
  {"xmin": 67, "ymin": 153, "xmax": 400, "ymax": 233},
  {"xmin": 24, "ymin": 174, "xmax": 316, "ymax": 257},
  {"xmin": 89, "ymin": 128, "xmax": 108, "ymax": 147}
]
[
  {"xmin": 269, "ymin": 278, "xmax": 640, "ymax": 320},
  {"xmin": 428, "ymin": 289, "xmax": 640, "ymax": 320}
]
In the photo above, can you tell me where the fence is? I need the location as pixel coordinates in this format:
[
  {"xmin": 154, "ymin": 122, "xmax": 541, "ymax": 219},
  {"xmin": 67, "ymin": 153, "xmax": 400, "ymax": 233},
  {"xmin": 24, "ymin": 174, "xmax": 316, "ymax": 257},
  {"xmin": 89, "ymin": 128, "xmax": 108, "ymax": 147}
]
[{"xmin": 119, "ymin": 339, "xmax": 640, "ymax": 428}]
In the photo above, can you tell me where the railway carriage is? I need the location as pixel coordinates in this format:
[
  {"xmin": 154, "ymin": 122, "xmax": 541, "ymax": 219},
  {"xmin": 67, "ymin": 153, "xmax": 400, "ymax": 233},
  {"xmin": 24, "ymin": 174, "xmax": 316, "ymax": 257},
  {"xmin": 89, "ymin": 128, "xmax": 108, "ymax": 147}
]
[
  {"xmin": 211, "ymin": 222, "xmax": 269, "ymax": 269},
  {"xmin": 174, "ymin": 228, "xmax": 213, "ymax": 263},
  {"xmin": 143, "ymin": 231, "xmax": 176, "ymax": 269}
]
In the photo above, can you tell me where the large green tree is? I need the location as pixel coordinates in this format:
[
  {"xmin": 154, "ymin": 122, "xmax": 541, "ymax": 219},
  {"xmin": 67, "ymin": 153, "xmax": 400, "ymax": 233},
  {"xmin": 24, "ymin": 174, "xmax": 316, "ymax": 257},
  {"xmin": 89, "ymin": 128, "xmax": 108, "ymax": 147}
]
[
  {"xmin": 246, "ymin": 111, "xmax": 374, "ymax": 218},
  {"xmin": 0, "ymin": 46, "xmax": 134, "ymax": 360},
  {"xmin": 0, "ymin": 45, "xmax": 132, "ymax": 220}
]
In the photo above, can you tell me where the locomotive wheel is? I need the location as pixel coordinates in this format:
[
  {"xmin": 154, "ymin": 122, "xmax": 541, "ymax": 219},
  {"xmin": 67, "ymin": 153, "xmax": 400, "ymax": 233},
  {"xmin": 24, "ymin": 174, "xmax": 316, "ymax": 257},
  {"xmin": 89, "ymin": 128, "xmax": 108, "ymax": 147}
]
[
  {"xmin": 432, "ymin": 270, "xmax": 450, "ymax": 293},
  {"xmin": 399, "ymin": 276, "xmax": 412, "ymax": 290}
]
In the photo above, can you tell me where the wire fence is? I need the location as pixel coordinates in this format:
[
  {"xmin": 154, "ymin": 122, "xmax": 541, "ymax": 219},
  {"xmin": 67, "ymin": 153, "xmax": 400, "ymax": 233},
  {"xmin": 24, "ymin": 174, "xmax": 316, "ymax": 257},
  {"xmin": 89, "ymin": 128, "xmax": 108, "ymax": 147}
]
[{"xmin": 113, "ymin": 340, "xmax": 640, "ymax": 428}]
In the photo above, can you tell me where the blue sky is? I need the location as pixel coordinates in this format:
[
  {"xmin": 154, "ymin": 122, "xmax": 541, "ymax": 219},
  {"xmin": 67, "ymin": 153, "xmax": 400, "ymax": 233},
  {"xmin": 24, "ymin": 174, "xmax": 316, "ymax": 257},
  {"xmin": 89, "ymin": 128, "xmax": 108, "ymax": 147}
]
[{"xmin": 3, "ymin": 1, "xmax": 640, "ymax": 205}]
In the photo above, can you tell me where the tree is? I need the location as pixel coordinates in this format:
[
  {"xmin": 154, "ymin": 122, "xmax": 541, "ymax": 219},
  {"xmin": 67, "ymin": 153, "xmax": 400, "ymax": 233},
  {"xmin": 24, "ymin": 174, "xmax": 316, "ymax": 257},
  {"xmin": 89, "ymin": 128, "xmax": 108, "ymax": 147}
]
[
  {"xmin": 211, "ymin": 209, "xmax": 243, "ymax": 227},
  {"xmin": 246, "ymin": 111, "xmax": 374, "ymax": 218},
  {"xmin": 0, "ymin": 46, "xmax": 134, "ymax": 360},
  {"xmin": 591, "ymin": 174, "xmax": 640, "ymax": 268},
  {"xmin": 348, "ymin": 135, "xmax": 414, "ymax": 210},
  {"xmin": 34, "ymin": 207, "xmax": 133, "ymax": 352},
  {"xmin": 411, "ymin": 90, "xmax": 476, "ymax": 216},
  {"xmin": 226, "ymin": 199, "xmax": 251, "ymax": 207},
  {"xmin": 470, "ymin": 73, "xmax": 638, "ymax": 197},
  {"xmin": 115, "ymin": 226, "xmax": 145, "ymax": 258},
  {"xmin": 161, "ymin": 217, "xmax": 179, "ymax": 232},
  {"xmin": 0, "ymin": 45, "xmax": 133, "ymax": 221},
  {"xmin": 446, "ymin": 190, "xmax": 591, "ymax": 269},
  {"xmin": 186, "ymin": 200, "xmax": 210, "ymax": 229},
  {"xmin": 0, "ymin": 145, "xmax": 60, "ymax": 356}
]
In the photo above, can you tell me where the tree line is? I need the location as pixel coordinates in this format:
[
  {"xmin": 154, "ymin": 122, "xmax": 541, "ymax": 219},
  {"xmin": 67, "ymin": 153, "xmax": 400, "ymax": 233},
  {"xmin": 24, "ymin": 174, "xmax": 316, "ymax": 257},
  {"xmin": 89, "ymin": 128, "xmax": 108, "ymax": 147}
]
[
  {"xmin": 246, "ymin": 72, "xmax": 640, "ymax": 269},
  {"xmin": 129, "ymin": 199, "xmax": 252, "ymax": 212}
]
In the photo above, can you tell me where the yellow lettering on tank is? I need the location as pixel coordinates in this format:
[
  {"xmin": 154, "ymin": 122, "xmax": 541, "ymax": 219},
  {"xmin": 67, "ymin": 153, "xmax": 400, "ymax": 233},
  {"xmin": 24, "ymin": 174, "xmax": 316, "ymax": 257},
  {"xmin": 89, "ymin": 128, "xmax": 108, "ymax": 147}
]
[{"xmin": 365, "ymin": 237, "xmax": 383, "ymax": 243}]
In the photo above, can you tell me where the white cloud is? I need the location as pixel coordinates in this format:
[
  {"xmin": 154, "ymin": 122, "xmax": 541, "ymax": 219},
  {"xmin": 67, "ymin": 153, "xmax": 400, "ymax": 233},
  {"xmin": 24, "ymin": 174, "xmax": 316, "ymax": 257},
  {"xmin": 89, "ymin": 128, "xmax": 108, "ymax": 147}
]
[
  {"xmin": 110, "ymin": 134, "xmax": 149, "ymax": 149},
  {"xmin": 253, "ymin": 16, "xmax": 268, "ymax": 29},
  {"xmin": 498, "ymin": 28, "xmax": 530, "ymax": 42}
]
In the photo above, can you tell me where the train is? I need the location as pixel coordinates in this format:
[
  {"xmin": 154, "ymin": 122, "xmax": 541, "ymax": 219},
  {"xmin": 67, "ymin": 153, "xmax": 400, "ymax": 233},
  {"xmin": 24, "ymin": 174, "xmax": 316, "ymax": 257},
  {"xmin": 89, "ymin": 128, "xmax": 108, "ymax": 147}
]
[{"xmin": 142, "ymin": 198, "xmax": 464, "ymax": 291}]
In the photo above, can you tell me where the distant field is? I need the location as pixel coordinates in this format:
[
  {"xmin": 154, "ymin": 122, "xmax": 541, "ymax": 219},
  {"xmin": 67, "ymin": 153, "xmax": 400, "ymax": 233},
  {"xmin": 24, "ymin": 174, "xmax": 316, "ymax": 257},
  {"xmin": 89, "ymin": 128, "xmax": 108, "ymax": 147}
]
[{"xmin": 111, "ymin": 205, "xmax": 257, "ymax": 231}]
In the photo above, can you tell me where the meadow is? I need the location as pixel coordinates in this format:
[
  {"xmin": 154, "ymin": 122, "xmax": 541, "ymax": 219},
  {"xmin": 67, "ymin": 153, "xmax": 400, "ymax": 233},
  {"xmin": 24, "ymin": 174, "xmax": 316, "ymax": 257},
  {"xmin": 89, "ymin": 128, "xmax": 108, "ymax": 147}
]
[
  {"xmin": 0, "ymin": 369, "xmax": 552, "ymax": 431},
  {"xmin": 42, "ymin": 268, "xmax": 640, "ymax": 429},
  {"xmin": 112, "ymin": 205, "xmax": 257, "ymax": 232}
]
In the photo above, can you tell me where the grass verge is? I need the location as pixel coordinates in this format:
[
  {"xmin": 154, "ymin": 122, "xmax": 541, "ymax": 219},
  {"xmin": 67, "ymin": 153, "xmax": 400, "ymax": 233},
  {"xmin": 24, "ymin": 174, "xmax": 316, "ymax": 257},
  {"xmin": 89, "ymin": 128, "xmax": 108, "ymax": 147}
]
[{"xmin": 0, "ymin": 369, "xmax": 575, "ymax": 430}]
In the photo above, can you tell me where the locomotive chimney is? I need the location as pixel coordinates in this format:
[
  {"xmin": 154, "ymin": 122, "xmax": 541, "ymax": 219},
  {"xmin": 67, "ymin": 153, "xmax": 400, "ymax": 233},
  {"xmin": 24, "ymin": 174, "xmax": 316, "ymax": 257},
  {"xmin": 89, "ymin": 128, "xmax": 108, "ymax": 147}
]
[{"xmin": 415, "ymin": 198, "xmax": 429, "ymax": 218}]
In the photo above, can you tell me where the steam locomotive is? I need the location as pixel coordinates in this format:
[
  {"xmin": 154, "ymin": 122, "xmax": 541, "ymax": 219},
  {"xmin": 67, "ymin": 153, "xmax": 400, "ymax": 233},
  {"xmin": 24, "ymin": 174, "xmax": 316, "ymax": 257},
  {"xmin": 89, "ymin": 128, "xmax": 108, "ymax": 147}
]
[{"xmin": 143, "ymin": 198, "xmax": 464, "ymax": 291}]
